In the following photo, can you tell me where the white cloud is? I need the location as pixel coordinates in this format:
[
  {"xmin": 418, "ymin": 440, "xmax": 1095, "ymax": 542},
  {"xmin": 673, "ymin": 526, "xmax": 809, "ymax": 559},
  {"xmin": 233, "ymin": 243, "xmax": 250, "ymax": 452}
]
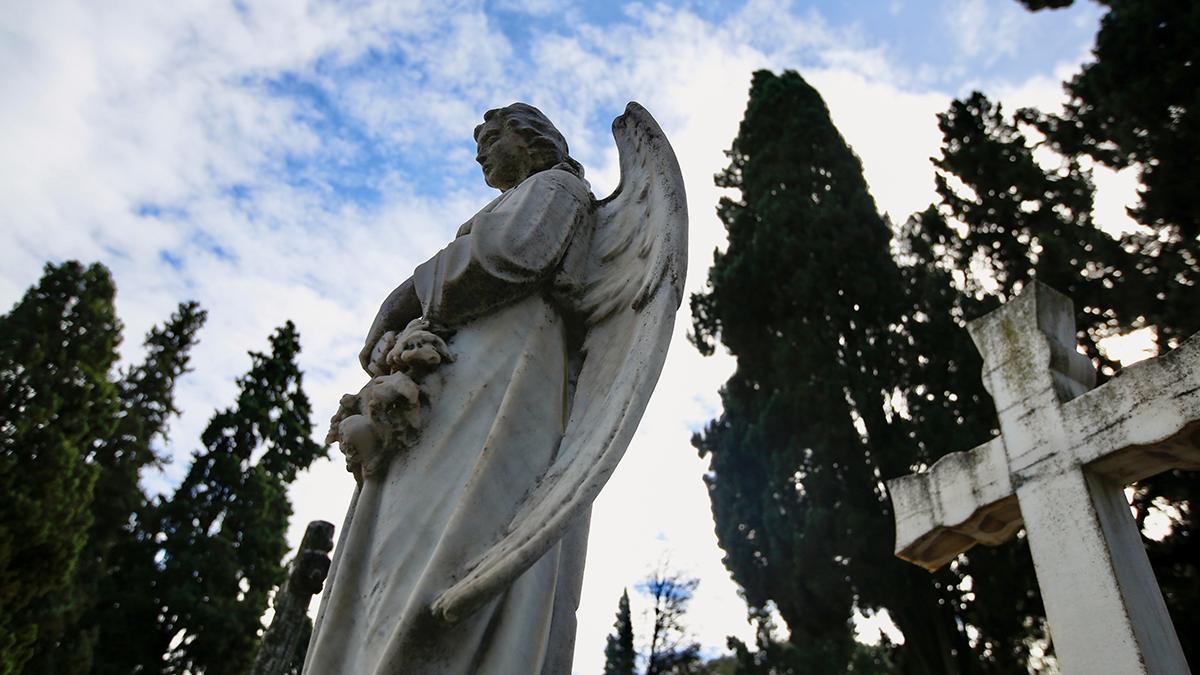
[
  {"xmin": 947, "ymin": 0, "xmax": 990, "ymax": 58},
  {"xmin": 1091, "ymin": 165, "xmax": 1143, "ymax": 237},
  {"xmin": 945, "ymin": 0, "xmax": 1032, "ymax": 65},
  {"xmin": 807, "ymin": 69, "xmax": 949, "ymax": 220}
]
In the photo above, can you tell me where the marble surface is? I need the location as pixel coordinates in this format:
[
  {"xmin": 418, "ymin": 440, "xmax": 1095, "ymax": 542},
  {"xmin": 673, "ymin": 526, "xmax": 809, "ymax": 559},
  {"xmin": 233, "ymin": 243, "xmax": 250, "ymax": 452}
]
[
  {"xmin": 888, "ymin": 282, "xmax": 1198, "ymax": 674},
  {"xmin": 305, "ymin": 102, "xmax": 687, "ymax": 674}
]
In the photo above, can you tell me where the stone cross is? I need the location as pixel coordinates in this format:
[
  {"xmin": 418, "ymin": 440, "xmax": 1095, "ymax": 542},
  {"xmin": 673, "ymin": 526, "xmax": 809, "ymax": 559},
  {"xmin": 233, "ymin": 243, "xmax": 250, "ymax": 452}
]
[
  {"xmin": 887, "ymin": 282, "xmax": 1199, "ymax": 674},
  {"xmin": 252, "ymin": 520, "xmax": 335, "ymax": 675}
]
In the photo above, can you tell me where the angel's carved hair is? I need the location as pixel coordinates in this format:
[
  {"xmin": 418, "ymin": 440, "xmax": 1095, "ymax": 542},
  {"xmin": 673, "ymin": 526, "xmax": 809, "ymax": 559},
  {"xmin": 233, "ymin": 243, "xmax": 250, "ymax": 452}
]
[{"xmin": 474, "ymin": 103, "xmax": 585, "ymax": 179}]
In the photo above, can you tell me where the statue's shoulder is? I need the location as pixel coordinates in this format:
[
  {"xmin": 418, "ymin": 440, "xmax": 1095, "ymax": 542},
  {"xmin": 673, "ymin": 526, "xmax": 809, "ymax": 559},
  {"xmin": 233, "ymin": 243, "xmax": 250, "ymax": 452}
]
[{"xmin": 523, "ymin": 166, "xmax": 590, "ymax": 202}]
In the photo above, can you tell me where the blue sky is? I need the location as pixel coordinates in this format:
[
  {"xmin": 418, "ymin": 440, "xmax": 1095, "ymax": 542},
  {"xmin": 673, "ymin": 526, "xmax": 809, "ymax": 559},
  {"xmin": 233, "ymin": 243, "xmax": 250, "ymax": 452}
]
[
  {"xmin": 115, "ymin": 0, "xmax": 1106, "ymax": 226},
  {"xmin": 1, "ymin": 1, "xmax": 1126, "ymax": 672}
]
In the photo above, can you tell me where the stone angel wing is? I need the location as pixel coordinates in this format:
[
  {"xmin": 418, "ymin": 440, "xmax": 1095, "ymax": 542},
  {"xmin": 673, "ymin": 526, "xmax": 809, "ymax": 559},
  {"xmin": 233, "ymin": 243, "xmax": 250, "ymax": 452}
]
[{"xmin": 432, "ymin": 102, "xmax": 687, "ymax": 621}]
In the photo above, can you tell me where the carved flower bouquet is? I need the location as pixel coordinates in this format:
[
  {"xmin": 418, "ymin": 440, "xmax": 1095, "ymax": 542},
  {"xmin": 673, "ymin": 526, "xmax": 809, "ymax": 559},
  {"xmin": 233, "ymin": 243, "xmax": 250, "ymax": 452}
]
[{"xmin": 326, "ymin": 318, "xmax": 453, "ymax": 481}]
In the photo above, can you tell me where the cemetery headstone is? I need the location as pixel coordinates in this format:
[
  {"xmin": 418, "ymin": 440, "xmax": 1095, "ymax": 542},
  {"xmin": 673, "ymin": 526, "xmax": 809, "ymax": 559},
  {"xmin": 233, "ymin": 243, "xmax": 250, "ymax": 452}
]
[{"xmin": 888, "ymin": 282, "xmax": 1199, "ymax": 674}]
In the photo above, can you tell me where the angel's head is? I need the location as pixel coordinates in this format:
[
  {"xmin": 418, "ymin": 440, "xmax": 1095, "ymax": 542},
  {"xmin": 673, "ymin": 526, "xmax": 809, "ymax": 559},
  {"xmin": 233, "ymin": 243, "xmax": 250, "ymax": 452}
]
[{"xmin": 474, "ymin": 103, "xmax": 584, "ymax": 191}]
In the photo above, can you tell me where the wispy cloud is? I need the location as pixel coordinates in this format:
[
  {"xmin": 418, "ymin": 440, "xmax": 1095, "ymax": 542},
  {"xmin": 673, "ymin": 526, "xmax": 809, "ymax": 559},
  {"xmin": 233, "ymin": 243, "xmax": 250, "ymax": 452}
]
[{"xmin": 945, "ymin": 0, "xmax": 1035, "ymax": 65}]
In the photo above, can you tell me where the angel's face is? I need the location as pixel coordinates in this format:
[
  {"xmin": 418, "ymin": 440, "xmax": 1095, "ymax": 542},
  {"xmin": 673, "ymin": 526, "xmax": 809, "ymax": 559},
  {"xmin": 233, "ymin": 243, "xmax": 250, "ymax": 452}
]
[{"xmin": 476, "ymin": 118, "xmax": 533, "ymax": 191}]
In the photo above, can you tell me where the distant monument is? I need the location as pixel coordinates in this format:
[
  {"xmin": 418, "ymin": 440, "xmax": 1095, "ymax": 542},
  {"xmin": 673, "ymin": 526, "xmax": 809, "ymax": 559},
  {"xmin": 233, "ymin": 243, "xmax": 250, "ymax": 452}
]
[
  {"xmin": 304, "ymin": 102, "xmax": 687, "ymax": 673},
  {"xmin": 888, "ymin": 282, "xmax": 1199, "ymax": 674},
  {"xmin": 252, "ymin": 520, "xmax": 334, "ymax": 675}
]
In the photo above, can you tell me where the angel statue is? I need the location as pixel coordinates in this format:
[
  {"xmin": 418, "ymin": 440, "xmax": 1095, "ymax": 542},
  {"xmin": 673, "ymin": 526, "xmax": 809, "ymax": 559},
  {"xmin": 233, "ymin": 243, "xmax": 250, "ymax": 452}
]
[{"xmin": 305, "ymin": 101, "xmax": 687, "ymax": 674}]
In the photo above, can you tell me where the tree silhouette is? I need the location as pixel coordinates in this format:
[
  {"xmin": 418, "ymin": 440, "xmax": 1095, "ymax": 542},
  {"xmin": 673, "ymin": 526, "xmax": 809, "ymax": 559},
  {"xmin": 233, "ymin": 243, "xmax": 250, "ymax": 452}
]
[
  {"xmin": 0, "ymin": 262, "xmax": 121, "ymax": 675},
  {"xmin": 29, "ymin": 302, "xmax": 207, "ymax": 674},
  {"xmin": 604, "ymin": 589, "xmax": 637, "ymax": 675},
  {"xmin": 156, "ymin": 322, "xmax": 326, "ymax": 675}
]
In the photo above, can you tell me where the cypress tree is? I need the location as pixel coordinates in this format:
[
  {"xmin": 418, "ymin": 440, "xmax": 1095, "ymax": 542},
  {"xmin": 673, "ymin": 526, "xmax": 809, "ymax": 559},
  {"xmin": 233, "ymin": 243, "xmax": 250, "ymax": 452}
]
[
  {"xmin": 86, "ymin": 303, "xmax": 208, "ymax": 675},
  {"xmin": 0, "ymin": 262, "xmax": 121, "ymax": 675},
  {"xmin": 156, "ymin": 321, "xmax": 325, "ymax": 675},
  {"xmin": 92, "ymin": 514, "xmax": 169, "ymax": 674},
  {"xmin": 0, "ymin": 264, "xmax": 321, "ymax": 673},
  {"xmin": 697, "ymin": 3, "xmax": 1196, "ymax": 671},
  {"xmin": 603, "ymin": 589, "xmax": 636, "ymax": 675},
  {"xmin": 691, "ymin": 70, "xmax": 990, "ymax": 673},
  {"xmin": 24, "ymin": 302, "xmax": 206, "ymax": 674}
]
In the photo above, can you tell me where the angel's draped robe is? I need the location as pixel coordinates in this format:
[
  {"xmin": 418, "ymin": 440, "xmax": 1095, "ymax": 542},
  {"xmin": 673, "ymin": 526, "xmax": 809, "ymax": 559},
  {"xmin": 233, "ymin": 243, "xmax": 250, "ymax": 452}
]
[{"xmin": 305, "ymin": 167, "xmax": 594, "ymax": 675}]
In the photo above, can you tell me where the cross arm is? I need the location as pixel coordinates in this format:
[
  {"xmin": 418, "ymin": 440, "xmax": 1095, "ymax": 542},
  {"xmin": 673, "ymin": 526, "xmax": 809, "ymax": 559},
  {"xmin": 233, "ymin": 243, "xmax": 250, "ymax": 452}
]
[
  {"xmin": 888, "ymin": 437, "xmax": 1023, "ymax": 571},
  {"xmin": 1067, "ymin": 333, "xmax": 1200, "ymax": 482}
]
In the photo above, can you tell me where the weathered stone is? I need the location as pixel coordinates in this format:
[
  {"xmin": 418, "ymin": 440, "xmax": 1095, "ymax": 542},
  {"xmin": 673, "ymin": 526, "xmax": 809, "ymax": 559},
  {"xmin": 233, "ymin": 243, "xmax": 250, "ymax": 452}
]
[
  {"xmin": 888, "ymin": 282, "xmax": 1198, "ymax": 674},
  {"xmin": 305, "ymin": 102, "xmax": 687, "ymax": 674},
  {"xmin": 252, "ymin": 520, "xmax": 334, "ymax": 675}
]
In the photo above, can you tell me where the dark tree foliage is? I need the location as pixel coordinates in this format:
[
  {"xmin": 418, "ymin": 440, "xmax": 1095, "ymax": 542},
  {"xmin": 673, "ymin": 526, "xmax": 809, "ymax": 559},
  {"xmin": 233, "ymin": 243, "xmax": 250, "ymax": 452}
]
[
  {"xmin": 1065, "ymin": 0, "xmax": 1200, "ymax": 665},
  {"xmin": 604, "ymin": 589, "xmax": 637, "ymax": 675},
  {"xmin": 88, "ymin": 305, "xmax": 208, "ymax": 675},
  {"xmin": 932, "ymin": 92, "xmax": 1132, "ymax": 370},
  {"xmin": 1030, "ymin": 0, "xmax": 1200, "ymax": 349},
  {"xmin": 698, "ymin": 1, "xmax": 1195, "ymax": 671},
  {"xmin": 27, "ymin": 302, "xmax": 207, "ymax": 675},
  {"xmin": 935, "ymin": 1, "xmax": 1200, "ymax": 664},
  {"xmin": 0, "ymin": 262, "xmax": 121, "ymax": 675},
  {"xmin": 92, "ymin": 516, "xmax": 169, "ymax": 674},
  {"xmin": 0, "ymin": 263, "xmax": 320, "ymax": 674},
  {"xmin": 1016, "ymin": 0, "xmax": 1074, "ymax": 8},
  {"xmin": 1014, "ymin": 0, "xmax": 1200, "ymax": 345},
  {"xmin": 696, "ymin": 655, "xmax": 738, "ymax": 675},
  {"xmin": 1005, "ymin": 0, "xmax": 1200, "ymax": 666},
  {"xmin": 640, "ymin": 570, "xmax": 702, "ymax": 675},
  {"xmin": 727, "ymin": 610, "xmax": 894, "ymax": 675},
  {"xmin": 893, "ymin": 210, "xmax": 1049, "ymax": 671},
  {"xmin": 156, "ymin": 321, "xmax": 326, "ymax": 675},
  {"xmin": 1135, "ymin": 473, "xmax": 1200, "ymax": 669},
  {"xmin": 93, "ymin": 302, "xmax": 208, "ymax": 571},
  {"xmin": 928, "ymin": 89, "xmax": 1200, "ymax": 670},
  {"xmin": 691, "ymin": 70, "xmax": 1020, "ymax": 674}
]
